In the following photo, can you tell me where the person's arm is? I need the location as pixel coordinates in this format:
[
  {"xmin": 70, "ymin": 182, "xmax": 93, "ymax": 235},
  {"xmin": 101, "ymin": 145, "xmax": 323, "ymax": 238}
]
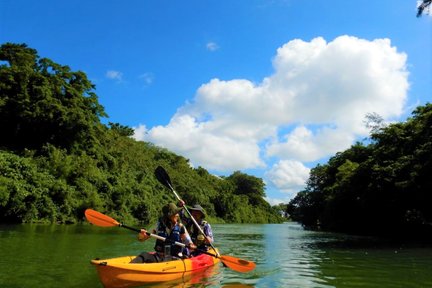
[
  {"xmin": 138, "ymin": 228, "xmax": 150, "ymax": 241},
  {"xmin": 138, "ymin": 224, "xmax": 157, "ymax": 242},
  {"xmin": 180, "ymin": 224, "xmax": 196, "ymax": 249},
  {"xmin": 204, "ymin": 223, "xmax": 214, "ymax": 244}
]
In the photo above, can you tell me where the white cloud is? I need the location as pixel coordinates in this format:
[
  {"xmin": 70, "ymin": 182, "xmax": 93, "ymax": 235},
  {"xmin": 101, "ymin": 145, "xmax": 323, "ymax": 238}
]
[
  {"xmin": 265, "ymin": 160, "xmax": 311, "ymax": 195},
  {"xmin": 139, "ymin": 73, "xmax": 154, "ymax": 85},
  {"xmin": 106, "ymin": 70, "xmax": 123, "ymax": 81},
  {"xmin": 265, "ymin": 196, "xmax": 292, "ymax": 206},
  {"xmin": 417, "ymin": 1, "xmax": 432, "ymax": 17},
  {"xmin": 133, "ymin": 124, "xmax": 148, "ymax": 139},
  {"xmin": 206, "ymin": 42, "xmax": 219, "ymax": 51},
  {"xmin": 266, "ymin": 125, "xmax": 355, "ymax": 162},
  {"xmin": 135, "ymin": 114, "xmax": 265, "ymax": 170},
  {"xmin": 134, "ymin": 35, "xmax": 409, "ymax": 198}
]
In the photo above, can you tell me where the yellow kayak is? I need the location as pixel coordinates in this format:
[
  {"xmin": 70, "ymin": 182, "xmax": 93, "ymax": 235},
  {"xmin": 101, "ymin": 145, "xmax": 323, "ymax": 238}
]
[{"xmin": 91, "ymin": 248, "xmax": 221, "ymax": 288}]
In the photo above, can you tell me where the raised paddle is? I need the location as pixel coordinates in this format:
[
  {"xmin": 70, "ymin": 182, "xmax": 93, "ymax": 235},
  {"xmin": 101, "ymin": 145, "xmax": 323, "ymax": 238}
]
[
  {"xmin": 85, "ymin": 209, "xmax": 256, "ymax": 273},
  {"xmin": 154, "ymin": 166, "xmax": 218, "ymax": 253},
  {"xmin": 154, "ymin": 166, "xmax": 256, "ymax": 272}
]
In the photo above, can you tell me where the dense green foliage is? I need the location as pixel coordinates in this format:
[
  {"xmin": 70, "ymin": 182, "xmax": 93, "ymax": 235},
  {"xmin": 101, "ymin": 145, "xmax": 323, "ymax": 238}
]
[
  {"xmin": 0, "ymin": 43, "xmax": 106, "ymax": 153},
  {"xmin": 287, "ymin": 104, "xmax": 432, "ymax": 238},
  {"xmin": 0, "ymin": 43, "xmax": 283, "ymax": 224}
]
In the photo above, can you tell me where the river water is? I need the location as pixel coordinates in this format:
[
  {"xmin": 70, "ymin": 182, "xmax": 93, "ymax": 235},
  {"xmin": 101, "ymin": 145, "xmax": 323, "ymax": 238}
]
[{"xmin": 1, "ymin": 222, "xmax": 431, "ymax": 287}]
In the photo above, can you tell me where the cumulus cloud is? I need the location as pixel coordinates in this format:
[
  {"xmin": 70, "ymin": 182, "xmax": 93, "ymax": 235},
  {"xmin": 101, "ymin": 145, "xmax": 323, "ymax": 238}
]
[
  {"xmin": 134, "ymin": 35, "xmax": 409, "ymax": 198},
  {"xmin": 265, "ymin": 160, "xmax": 311, "ymax": 196},
  {"xmin": 266, "ymin": 125, "xmax": 356, "ymax": 162},
  {"xmin": 136, "ymin": 114, "xmax": 266, "ymax": 170}
]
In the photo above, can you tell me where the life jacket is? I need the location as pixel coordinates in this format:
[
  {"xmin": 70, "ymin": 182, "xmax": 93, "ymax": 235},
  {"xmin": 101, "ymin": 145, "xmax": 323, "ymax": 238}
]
[
  {"xmin": 189, "ymin": 221, "xmax": 208, "ymax": 249},
  {"xmin": 154, "ymin": 219, "xmax": 184, "ymax": 257}
]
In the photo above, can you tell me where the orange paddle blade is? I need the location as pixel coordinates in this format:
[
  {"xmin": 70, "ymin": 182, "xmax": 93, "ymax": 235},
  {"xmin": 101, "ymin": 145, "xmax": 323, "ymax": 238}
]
[
  {"xmin": 220, "ymin": 255, "xmax": 256, "ymax": 273},
  {"xmin": 85, "ymin": 209, "xmax": 120, "ymax": 227}
]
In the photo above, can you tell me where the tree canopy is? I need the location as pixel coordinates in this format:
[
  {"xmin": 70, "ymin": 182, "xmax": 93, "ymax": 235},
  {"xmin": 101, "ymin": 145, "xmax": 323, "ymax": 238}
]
[
  {"xmin": 0, "ymin": 43, "xmax": 107, "ymax": 153},
  {"xmin": 287, "ymin": 103, "xmax": 432, "ymax": 238},
  {"xmin": 0, "ymin": 43, "xmax": 283, "ymax": 225}
]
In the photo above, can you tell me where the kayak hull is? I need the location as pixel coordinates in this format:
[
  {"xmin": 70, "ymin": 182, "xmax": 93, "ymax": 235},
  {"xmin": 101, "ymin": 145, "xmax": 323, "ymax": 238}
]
[{"xmin": 91, "ymin": 249, "xmax": 220, "ymax": 288}]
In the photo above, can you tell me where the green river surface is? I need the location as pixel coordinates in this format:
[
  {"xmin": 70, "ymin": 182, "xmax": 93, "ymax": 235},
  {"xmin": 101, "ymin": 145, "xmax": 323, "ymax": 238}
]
[{"xmin": 1, "ymin": 222, "xmax": 432, "ymax": 287}]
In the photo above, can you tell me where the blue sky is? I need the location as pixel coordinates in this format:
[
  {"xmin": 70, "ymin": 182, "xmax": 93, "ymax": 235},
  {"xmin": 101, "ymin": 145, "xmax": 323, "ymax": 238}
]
[{"xmin": 1, "ymin": 0, "xmax": 431, "ymax": 205}]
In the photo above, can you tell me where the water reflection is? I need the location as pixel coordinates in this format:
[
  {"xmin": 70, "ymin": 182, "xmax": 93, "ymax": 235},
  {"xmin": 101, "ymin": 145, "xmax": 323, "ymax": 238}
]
[
  {"xmin": 2, "ymin": 223, "xmax": 432, "ymax": 287},
  {"xmin": 254, "ymin": 223, "xmax": 330, "ymax": 287}
]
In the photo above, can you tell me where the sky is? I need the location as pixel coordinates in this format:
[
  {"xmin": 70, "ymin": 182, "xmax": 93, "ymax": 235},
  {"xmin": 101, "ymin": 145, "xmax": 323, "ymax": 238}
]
[{"xmin": 1, "ymin": 0, "xmax": 431, "ymax": 205}]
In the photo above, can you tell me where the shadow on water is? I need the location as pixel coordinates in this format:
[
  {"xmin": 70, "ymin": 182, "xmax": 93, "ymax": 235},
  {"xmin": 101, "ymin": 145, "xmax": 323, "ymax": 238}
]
[
  {"xmin": 277, "ymin": 223, "xmax": 432, "ymax": 288},
  {"xmin": 300, "ymin": 230, "xmax": 432, "ymax": 251}
]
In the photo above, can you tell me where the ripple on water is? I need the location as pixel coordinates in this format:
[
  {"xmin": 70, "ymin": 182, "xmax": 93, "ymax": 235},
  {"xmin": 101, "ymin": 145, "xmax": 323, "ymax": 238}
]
[{"xmin": 2, "ymin": 223, "xmax": 432, "ymax": 288}]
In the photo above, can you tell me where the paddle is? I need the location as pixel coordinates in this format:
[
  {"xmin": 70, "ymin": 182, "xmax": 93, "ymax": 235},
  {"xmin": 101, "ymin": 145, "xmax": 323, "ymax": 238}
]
[
  {"xmin": 154, "ymin": 166, "xmax": 219, "ymax": 253},
  {"xmin": 84, "ymin": 209, "xmax": 184, "ymax": 246},
  {"xmin": 154, "ymin": 166, "xmax": 256, "ymax": 272},
  {"xmin": 85, "ymin": 209, "xmax": 256, "ymax": 273}
]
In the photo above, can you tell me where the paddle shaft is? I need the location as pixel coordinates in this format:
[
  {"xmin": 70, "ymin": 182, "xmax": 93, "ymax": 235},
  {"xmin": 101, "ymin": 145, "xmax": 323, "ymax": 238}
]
[
  {"xmin": 160, "ymin": 170, "xmax": 219, "ymax": 255},
  {"xmin": 121, "ymin": 223, "xmax": 219, "ymax": 257},
  {"xmin": 120, "ymin": 223, "xmax": 187, "ymax": 248},
  {"xmin": 86, "ymin": 208, "xmax": 208, "ymax": 253},
  {"xmin": 121, "ymin": 223, "xmax": 223, "ymax": 262}
]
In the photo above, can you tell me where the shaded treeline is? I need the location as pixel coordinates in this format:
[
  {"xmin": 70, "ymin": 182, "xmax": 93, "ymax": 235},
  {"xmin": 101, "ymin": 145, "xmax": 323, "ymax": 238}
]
[
  {"xmin": 0, "ymin": 43, "xmax": 283, "ymax": 224},
  {"xmin": 287, "ymin": 103, "xmax": 432, "ymax": 238}
]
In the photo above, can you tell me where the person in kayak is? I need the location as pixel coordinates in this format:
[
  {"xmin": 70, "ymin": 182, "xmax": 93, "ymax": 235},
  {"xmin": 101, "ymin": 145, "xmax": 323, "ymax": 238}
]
[
  {"xmin": 130, "ymin": 202, "xmax": 196, "ymax": 263},
  {"xmin": 179, "ymin": 202, "xmax": 214, "ymax": 256}
]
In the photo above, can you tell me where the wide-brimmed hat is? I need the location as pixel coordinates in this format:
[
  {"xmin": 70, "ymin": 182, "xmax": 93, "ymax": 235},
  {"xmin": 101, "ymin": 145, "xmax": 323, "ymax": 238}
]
[
  {"xmin": 162, "ymin": 203, "xmax": 182, "ymax": 217},
  {"xmin": 189, "ymin": 204, "xmax": 206, "ymax": 218}
]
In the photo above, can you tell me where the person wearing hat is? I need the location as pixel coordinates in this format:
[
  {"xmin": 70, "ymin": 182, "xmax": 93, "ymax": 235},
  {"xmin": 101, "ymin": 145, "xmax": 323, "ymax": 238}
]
[
  {"xmin": 130, "ymin": 202, "xmax": 196, "ymax": 263},
  {"xmin": 180, "ymin": 202, "xmax": 214, "ymax": 255}
]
